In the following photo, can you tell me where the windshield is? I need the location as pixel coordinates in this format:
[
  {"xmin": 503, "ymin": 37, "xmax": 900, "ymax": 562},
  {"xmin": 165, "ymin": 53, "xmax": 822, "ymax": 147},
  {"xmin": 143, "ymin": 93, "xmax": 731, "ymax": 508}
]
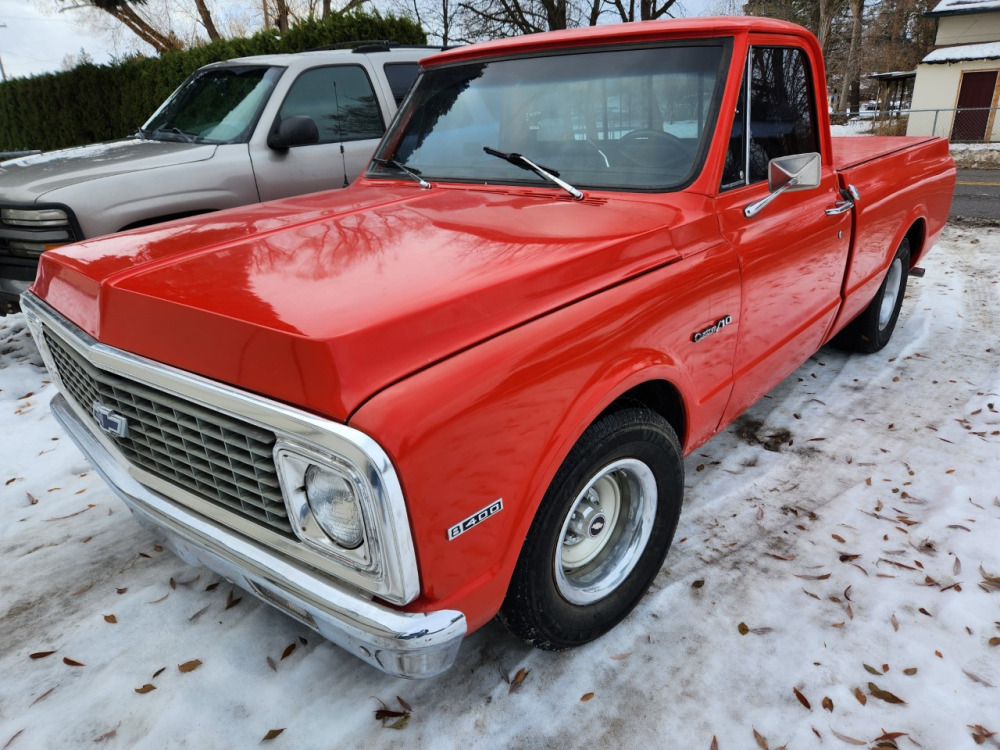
[
  {"xmin": 141, "ymin": 65, "xmax": 283, "ymax": 145},
  {"xmin": 370, "ymin": 43, "xmax": 728, "ymax": 191}
]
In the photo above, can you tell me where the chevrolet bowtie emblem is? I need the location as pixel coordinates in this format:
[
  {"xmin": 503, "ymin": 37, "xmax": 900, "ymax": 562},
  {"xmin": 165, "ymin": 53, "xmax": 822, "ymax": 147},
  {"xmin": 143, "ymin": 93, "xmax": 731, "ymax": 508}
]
[{"xmin": 92, "ymin": 402, "xmax": 129, "ymax": 439}]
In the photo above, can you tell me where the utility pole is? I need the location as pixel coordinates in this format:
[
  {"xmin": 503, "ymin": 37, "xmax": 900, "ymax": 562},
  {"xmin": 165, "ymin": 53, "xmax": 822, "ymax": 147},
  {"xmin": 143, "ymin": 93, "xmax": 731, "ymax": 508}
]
[{"xmin": 0, "ymin": 23, "xmax": 8, "ymax": 82}]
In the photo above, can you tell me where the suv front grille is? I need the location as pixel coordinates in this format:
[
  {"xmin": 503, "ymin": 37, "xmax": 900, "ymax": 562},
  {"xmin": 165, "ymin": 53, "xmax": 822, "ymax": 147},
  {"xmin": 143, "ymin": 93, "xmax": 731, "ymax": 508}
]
[{"xmin": 43, "ymin": 331, "xmax": 293, "ymax": 537}]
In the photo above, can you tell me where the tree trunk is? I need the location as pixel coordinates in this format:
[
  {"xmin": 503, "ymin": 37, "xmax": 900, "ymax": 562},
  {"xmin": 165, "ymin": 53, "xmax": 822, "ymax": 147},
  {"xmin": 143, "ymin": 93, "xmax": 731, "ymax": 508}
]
[
  {"xmin": 275, "ymin": 0, "xmax": 289, "ymax": 32},
  {"xmin": 836, "ymin": 0, "xmax": 864, "ymax": 112},
  {"xmin": 193, "ymin": 0, "xmax": 221, "ymax": 41},
  {"xmin": 108, "ymin": 4, "xmax": 184, "ymax": 53}
]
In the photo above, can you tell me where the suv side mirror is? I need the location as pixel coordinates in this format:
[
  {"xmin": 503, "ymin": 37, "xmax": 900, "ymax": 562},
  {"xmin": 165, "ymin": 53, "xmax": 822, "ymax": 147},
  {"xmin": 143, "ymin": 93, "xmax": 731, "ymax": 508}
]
[
  {"xmin": 267, "ymin": 116, "xmax": 320, "ymax": 150},
  {"xmin": 744, "ymin": 152, "xmax": 822, "ymax": 219}
]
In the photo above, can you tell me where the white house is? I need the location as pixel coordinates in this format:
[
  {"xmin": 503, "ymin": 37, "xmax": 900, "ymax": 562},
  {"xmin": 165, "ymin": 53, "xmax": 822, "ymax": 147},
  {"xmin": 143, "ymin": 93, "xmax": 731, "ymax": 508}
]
[{"xmin": 907, "ymin": 0, "xmax": 1000, "ymax": 141}]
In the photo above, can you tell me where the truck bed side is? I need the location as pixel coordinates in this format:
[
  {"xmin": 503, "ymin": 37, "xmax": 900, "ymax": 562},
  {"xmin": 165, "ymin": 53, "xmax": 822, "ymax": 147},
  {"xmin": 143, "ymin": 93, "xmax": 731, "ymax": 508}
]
[{"xmin": 829, "ymin": 135, "xmax": 955, "ymax": 338}]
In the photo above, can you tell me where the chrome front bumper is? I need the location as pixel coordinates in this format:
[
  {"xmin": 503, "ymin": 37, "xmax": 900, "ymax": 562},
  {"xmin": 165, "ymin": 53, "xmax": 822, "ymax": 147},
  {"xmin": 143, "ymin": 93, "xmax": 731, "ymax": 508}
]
[{"xmin": 51, "ymin": 393, "xmax": 466, "ymax": 678}]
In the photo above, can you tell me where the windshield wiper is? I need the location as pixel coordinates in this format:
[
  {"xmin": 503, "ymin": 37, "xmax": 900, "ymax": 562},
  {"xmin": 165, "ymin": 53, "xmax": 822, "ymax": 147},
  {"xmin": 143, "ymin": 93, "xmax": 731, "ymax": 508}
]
[
  {"xmin": 134, "ymin": 126, "xmax": 147, "ymax": 140},
  {"xmin": 151, "ymin": 127, "xmax": 197, "ymax": 143},
  {"xmin": 372, "ymin": 157, "xmax": 431, "ymax": 189},
  {"xmin": 482, "ymin": 146, "xmax": 583, "ymax": 201}
]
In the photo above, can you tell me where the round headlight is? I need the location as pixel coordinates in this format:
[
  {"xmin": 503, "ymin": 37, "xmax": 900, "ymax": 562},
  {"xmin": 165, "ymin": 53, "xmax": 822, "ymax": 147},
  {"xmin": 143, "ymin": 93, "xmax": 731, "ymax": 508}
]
[{"xmin": 304, "ymin": 464, "xmax": 364, "ymax": 549}]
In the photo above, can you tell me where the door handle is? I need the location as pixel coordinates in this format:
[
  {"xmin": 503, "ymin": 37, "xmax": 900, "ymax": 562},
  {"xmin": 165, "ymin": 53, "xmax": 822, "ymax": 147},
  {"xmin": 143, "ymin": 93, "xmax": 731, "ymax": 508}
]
[{"xmin": 825, "ymin": 200, "xmax": 853, "ymax": 216}]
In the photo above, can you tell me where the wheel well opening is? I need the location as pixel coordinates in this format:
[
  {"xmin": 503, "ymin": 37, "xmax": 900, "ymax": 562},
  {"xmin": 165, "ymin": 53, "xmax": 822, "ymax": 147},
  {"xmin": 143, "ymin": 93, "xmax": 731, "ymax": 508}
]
[
  {"xmin": 905, "ymin": 219, "xmax": 926, "ymax": 267},
  {"xmin": 602, "ymin": 381, "xmax": 686, "ymax": 447}
]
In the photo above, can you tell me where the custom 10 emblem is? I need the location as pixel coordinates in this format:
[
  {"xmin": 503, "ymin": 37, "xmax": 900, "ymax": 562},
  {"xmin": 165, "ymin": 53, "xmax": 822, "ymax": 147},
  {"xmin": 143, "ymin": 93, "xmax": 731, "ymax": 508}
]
[
  {"xmin": 447, "ymin": 499, "xmax": 504, "ymax": 540},
  {"xmin": 692, "ymin": 315, "xmax": 733, "ymax": 343}
]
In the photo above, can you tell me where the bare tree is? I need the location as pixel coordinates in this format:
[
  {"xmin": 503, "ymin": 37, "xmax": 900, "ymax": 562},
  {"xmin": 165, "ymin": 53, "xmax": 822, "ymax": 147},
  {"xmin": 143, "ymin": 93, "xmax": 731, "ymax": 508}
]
[
  {"xmin": 835, "ymin": 0, "xmax": 863, "ymax": 111},
  {"xmin": 193, "ymin": 0, "xmax": 219, "ymax": 40},
  {"xmin": 60, "ymin": 0, "xmax": 185, "ymax": 52},
  {"xmin": 606, "ymin": 0, "xmax": 680, "ymax": 23}
]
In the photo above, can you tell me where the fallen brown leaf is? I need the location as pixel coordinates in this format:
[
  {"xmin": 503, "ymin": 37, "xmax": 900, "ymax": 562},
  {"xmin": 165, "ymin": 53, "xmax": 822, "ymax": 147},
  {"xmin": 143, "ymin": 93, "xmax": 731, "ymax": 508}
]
[
  {"xmin": 178, "ymin": 659, "xmax": 202, "ymax": 674},
  {"xmin": 103, "ymin": 615, "xmax": 117, "ymax": 624},
  {"xmin": 29, "ymin": 651, "xmax": 56, "ymax": 660},
  {"xmin": 188, "ymin": 604, "xmax": 211, "ymax": 623},
  {"xmin": 793, "ymin": 687, "xmax": 811, "ymax": 709},
  {"xmin": 963, "ymin": 670, "xmax": 995, "ymax": 687},
  {"xmin": 62, "ymin": 657, "xmax": 84, "ymax": 667},
  {"xmin": 868, "ymin": 682, "xmax": 905, "ymax": 704},
  {"xmin": 853, "ymin": 687, "xmax": 867, "ymax": 705},
  {"xmin": 43, "ymin": 504, "xmax": 95, "ymax": 521},
  {"xmin": 386, "ymin": 715, "xmax": 410, "ymax": 730},
  {"xmin": 134, "ymin": 684, "xmax": 156, "ymax": 694},
  {"xmin": 830, "ymin": 728, "xmax": 867, "ymax": 745},
  {"xmin": 30, "ymin": 687, "xmax": 57, "ymax": 706},
  {"xmin": 509, "ymin": 667, "xmax": 529, "ymax": 693},
  {"xmin": 822, "ymin": 696, "xmax": 833, "ymax": 712},
  {"xmin": 581, "ymin": 692, "xmax": 594, "ymax": 702},
  {"xmin": 262, "ymin": 728, "xmax": 285, "ymax": 741}
]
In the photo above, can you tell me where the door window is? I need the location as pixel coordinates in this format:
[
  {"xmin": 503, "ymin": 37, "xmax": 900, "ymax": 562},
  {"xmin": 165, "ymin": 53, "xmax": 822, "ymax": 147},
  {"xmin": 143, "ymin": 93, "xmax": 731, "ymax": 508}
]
[
  {"xmin": 278, "ymin": 65, "xmax": 384, "ymax": 144},
  {"xmin": 722, "ymin": 46, "xmax": 818, "ymax": 189}
]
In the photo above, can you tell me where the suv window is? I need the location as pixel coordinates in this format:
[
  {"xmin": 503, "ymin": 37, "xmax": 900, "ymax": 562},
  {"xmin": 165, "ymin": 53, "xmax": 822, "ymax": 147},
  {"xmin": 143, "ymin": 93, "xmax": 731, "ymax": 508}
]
[
  {"xmin": 278, "ymin": 65, "xmax": 384, "ymax": 143},
  {"xmin": 721, "ymin": 46, "xmax": 818, "ymax": 190},
  {"xmin": 383, "ymin": 62, "xmax": 421, "ymax": 105}
]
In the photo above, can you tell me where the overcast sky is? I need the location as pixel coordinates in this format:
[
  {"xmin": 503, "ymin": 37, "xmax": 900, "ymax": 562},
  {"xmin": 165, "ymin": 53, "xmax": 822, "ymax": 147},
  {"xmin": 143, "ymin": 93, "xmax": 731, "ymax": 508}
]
[{"xmin": 1, "ymin": 0, "xmax": 719, "ymax": 81}]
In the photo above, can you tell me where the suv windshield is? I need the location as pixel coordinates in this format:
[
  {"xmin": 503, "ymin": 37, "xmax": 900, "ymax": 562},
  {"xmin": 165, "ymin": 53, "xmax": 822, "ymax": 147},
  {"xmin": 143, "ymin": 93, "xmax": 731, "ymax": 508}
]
[
  {"xmin": 141, "ymin": 65, "xmax": 283, "ymax": 145},
  {"xmin": 370, "ymin": 44, "xmax": 727, "ymax": 191}
]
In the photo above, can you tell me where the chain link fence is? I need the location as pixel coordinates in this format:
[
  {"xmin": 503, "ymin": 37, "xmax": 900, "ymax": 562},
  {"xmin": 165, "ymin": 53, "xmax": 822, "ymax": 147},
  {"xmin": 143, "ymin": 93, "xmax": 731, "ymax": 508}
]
[{"xmin": 831, "ymin": 108, "xmax": 1000, "ymax": 143}]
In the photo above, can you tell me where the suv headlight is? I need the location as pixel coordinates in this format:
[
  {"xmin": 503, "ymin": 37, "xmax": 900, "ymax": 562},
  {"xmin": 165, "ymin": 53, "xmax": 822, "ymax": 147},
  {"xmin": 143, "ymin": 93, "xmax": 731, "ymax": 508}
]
[{"xmin": 2, "ymin": 207, "xmax": 69, "ymax": 227}]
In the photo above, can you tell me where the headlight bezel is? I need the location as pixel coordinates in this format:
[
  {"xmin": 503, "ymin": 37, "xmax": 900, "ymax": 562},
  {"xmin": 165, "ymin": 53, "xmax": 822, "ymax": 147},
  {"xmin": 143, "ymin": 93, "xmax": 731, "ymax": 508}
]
[
  {"xmin": 274, "ymin": 442, "xmax": 376, "ymax": 572},
  {"xmin": 1, "ymin": 207, "xmax": 70, "ymax": 227}
]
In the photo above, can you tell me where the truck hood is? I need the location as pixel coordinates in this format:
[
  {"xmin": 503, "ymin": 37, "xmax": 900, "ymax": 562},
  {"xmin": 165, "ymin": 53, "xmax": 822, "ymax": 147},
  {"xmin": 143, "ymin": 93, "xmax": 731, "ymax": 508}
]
[
  {"xmin": 0, "ymin": 140, "xmax": 216, "ymax": 202},
  {"xmin": 33, "ymin": 181, "xmax": 718, "ymax": 420}
]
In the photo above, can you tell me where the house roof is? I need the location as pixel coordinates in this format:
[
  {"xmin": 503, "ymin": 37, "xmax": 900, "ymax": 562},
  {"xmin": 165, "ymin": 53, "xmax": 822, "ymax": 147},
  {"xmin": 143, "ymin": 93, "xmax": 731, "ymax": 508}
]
[
  {"xmin": 928, "ymin": 0, "xmax": 1000, "ymax": 16},
  {"xmin": 921, "ymin": 40, "xmax": 1000, "ymax": 62}
]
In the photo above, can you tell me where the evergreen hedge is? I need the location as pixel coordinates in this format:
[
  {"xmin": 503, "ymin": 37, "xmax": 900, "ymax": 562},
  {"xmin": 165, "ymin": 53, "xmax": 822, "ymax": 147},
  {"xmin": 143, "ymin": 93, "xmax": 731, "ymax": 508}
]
[{"xmin": 0, "ymin": 12, "xmax": 425, "ymax": 152}]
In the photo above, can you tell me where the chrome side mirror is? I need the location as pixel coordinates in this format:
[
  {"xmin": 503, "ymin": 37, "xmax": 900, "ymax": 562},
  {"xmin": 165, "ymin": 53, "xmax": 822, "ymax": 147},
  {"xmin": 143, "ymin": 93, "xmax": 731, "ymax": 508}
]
[{"xmin": 744, "ymin": 152, "xmax": 821, "ymax": 218}]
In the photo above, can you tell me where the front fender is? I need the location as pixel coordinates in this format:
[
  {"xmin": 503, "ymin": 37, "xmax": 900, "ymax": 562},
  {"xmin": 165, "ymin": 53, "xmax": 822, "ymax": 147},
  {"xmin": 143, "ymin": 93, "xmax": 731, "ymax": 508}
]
[{"xmin": 350, "ymin": 242, "xmax": 739, "ymax": 631}]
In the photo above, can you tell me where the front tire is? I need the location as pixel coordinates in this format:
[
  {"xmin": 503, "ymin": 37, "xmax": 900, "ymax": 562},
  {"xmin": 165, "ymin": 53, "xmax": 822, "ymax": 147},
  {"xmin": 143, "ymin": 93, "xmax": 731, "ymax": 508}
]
[
  {"xmin": 834, "ymin": 237, "xmax": 910, "ymax": 353},
  {"xmin": 498, "ymin": 407, "xmax": 683, "ymax": 650}
]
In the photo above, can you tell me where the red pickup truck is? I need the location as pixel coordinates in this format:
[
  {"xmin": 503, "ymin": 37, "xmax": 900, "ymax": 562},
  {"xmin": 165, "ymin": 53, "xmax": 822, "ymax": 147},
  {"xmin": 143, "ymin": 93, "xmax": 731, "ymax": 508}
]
[{"xmin": 22, "ymin": 17, "xmax": 955, "ymax": 678}]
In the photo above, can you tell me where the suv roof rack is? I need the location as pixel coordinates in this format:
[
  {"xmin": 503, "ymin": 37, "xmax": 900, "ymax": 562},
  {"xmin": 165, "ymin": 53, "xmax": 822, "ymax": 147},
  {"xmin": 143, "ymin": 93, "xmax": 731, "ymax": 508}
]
[{"xmin": 305, "ymin": 40, "xmax": 445, "ymax": 54}]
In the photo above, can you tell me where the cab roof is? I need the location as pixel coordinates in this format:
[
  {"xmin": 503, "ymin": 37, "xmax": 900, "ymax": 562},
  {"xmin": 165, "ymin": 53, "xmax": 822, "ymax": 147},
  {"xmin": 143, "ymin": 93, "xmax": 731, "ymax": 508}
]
[{"xmin": 424, "ymin": 16, "xmax": 814, "ymax": 67}]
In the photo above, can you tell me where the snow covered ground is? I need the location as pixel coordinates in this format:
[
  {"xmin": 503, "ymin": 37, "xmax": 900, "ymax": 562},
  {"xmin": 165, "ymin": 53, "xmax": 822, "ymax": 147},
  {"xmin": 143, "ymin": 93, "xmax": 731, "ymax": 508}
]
[{"xmin": 2, "ymin": 225, "xmax": 999, "ymax": 750}]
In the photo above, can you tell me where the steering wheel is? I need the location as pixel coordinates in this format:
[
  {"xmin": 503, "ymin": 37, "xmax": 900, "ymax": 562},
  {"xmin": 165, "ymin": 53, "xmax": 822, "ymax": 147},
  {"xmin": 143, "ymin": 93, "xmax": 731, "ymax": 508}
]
[{"xmin": 619, "ymin": 128, "xmax": 686, "ymax": 167}]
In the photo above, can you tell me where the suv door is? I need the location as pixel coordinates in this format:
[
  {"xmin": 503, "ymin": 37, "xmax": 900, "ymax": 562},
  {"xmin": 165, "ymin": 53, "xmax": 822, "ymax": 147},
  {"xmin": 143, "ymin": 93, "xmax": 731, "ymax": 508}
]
[{"xmin": 251, "ymin": 63, "xmax": 388, "ymax": 201}]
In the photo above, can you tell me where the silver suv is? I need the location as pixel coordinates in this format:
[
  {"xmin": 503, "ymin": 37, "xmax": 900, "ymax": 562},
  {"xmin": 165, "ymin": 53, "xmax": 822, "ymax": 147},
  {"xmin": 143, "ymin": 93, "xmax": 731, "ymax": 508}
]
[{"xmin": 0, "ymin": 43, "xmax": 438, "ymax": 313}]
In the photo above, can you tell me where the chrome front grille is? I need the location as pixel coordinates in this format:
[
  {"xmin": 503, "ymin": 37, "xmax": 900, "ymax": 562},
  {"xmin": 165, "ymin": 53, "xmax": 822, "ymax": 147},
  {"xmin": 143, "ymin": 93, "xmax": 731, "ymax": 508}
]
[{"xmin": 43, "ymin": 331, "xmax": 293, "ymax": 537}]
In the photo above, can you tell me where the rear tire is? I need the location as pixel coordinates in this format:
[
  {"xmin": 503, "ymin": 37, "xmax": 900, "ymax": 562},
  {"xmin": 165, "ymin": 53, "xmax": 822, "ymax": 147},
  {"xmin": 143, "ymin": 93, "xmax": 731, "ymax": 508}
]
[
  {"xmin": 834, "ymin": 237, "xmax": 910, "ymax": 353},
  {"xmin": 498, "ymin": 407, "xmax": 683, "ymax": 650}
]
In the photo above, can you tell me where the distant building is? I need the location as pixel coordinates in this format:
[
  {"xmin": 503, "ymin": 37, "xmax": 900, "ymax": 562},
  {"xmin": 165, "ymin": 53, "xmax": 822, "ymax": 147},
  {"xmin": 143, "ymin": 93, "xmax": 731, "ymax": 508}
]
[{"xmin": 907, "ymin": 0, "xmax": 1000, "ymax": 142}]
